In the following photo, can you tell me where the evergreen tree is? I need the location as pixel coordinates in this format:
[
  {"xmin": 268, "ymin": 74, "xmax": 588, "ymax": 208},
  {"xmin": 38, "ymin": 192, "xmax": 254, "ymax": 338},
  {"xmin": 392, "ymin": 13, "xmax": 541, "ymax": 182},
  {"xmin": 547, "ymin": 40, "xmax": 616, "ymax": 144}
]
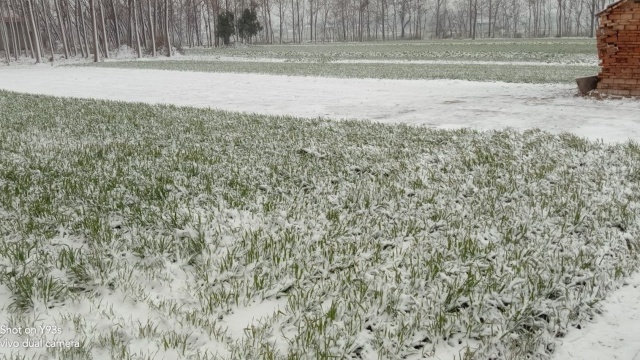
[
  {"xmin": 237, "ymin": 7, "xmax": 262, "ymax": 43},
  {"xmin": 216, "ymin": 11, "xmax": 235, "ymax": 46}
]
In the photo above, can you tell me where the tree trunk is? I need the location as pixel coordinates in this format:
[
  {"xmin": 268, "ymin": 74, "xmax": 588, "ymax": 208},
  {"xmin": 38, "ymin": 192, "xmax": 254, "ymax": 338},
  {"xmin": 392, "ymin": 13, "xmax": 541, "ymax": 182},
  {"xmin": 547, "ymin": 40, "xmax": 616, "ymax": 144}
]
[
  {"xmin": 381, "ymin": 0, "xmax": 385, "ymax": 40},
  {"xmin": 299, "ymin": 0, "xmax": 303, "ymax": 41},
  {"xmin": 309, "ymin": 0, "xmax": 312, "ymax": 41},
  {"xmin": 269, "ymin": 0, "xmax": 274, "ymax": 43},
  {"xmin": 341, "ymin": 0, "xmax": 345, "ymax": 40},
  {"xmin": 487, "ymin": 0, "xmax": 493, "ymax": 38},
  {"xmin": 153, "ymin": 0, "xmax": 158, "ymax": 44},
  {"xmin": 65, "ymin": 0, "xmax": 79, "ymax": 56},
  {"xmin": 26, "ymin": 0, "xmax": 42, "ymax": 62},
  {"xmin": 15, "ymin": 0, "xmax": 33, "ymax": 58},
  {"xmin": 278, "ymin": 0, "xmax": 283, "ymax": 43},
  {"xmin": 110, "ymin": 0, "xmax": 120, "ymax": 48},
  {"xmin": 291, "ymin": 0, "xmax": 295, "ymax": 42},
  {"xmin": 55, "ymin": 0, "xmax": 70, "ymax": 58},
  {"xmin": 170, "ymin": 0, "xmax": 176, "ymax": 48},
  {"xmin": 41, "ymin": 0, "xmax": 55, "ymax": 61},
  {"xmin": 13, "ymin": 1, "xmax": 26, "ymax": 58},
  {"xmin": 391, "ymin": 0, "xmax": 396, "ymax": 39},
  {"xmin": 195, "ymin": 2, "xmax": 201, "ymax": 46},
  {"xmin": 213, "ymin": 0, "xmax": 219, "ymax": 46},
  {"xmin": 205, "ymin": 0, "xmax": 212, "ymax": 46},
  {"xmin": 557, "ymin": 0, "xmax": 562, "ymax": 37},
  {"xmin": 128, "ymin": 0, "xmax": 132, "ymax": 45},
  {"xmin": 138, "ymin": 0, "xmax": 147, "ymax": 48},
  {"xmin": 133, "ymin": 0, "xmax": 142, "ymax": 57},
  {"xmin": 99, "ymin": 0, "xmax": 109, "ymax": 57},
  {"xmin": 589, "ymin": 0, "xmax": 595, "ymax": 37},
  {"xmin": 78, "ymin": 0, "xmax": 89, "ymax": 57},
  {"xmin": 90, "ymin": 0, "xmax": 99, "ymax": 61},
  {"xmin": 164, "ymin": 0, "xmax": 171, "ymax": 56},
  {"xmin": 468, "ymin": 0, "xmax": 472, "ymax": 37},
  {"xmin": 472, "ymin": 0, "xmax": 477, "ymax": 39},
  {"xmin": 5, "ymin": 0, "xmax": 19, "ymax": 60},
  {"xmin": 366, "ymin": 1, "xmax": 370, "ymax": 40},
  {"xmin": 154, "ymin": 0, "xmax": 158, "ymax": 41},
  {"xmin": 0, "ymin": 5, "xmax": 11, "ymax": 63},
  {"xmin": 322, "ymin": 4, "xmax": 328, "ymax": 41},
  {"xmin": 148, "ymin": 0, "xmax": 156, "ymax": 55}
]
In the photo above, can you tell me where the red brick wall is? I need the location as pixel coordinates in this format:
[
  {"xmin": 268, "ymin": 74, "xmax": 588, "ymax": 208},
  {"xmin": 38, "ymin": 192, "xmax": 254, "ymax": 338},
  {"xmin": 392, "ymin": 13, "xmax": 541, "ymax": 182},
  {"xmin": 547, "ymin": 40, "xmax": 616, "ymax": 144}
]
[{"xmin": 596, "ymin": 1, "xmax": 640, "ymax": 96}]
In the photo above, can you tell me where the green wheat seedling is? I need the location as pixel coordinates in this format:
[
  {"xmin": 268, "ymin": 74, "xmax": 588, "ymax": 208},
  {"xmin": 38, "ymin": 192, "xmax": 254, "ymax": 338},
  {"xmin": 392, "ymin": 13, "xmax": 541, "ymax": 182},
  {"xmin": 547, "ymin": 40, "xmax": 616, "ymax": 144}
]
[
  {"xmin": 0, "ymin": 90, "xmax": 639, "ymax": 359},
  {"xmin": 80, "ymin": 60, "xmax": 599, "ymax": 84},
  {"xmin": 74, "ymin": 37, "xmax": 600, "ymax": 84},
  {"xmin": 182, "ymin": 38, "xmax": 597, "ymax": 63}
]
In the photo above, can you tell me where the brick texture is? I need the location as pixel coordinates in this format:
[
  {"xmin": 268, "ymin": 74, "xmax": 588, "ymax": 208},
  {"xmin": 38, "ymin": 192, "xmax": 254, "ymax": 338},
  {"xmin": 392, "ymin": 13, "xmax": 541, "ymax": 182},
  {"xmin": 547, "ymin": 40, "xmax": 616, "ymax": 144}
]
[{"xmin": 596, "ymin": 0, "xmax": 640, "ymax": 96}]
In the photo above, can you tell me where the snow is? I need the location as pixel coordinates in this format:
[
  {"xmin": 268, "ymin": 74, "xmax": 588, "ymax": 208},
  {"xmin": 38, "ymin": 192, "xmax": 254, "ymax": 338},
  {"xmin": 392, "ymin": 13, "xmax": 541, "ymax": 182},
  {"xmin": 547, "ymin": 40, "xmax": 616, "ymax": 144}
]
[
  {"xmin": 1, "ymin": 65, "xmax": 640, "ymax": 359},
  {"xmin": 552, "ymin": 269, "xmax": 640, "ymax": 360},
  {"xmin": 221, "ymin": 298, "xmax": 287, "ymax": 341},
  {"xmin": 1, "ymin": 66, "xmax": 639, "ymax": 145},
  {"xmin": 112, "ymin": 44, "xmax": 137, "ymax": 60}
]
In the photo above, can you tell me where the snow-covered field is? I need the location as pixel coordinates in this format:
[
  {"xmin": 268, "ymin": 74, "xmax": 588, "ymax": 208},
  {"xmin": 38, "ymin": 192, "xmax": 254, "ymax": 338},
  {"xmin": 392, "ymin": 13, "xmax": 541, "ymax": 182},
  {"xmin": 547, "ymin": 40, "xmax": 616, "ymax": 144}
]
[
  {"xmin": 1, "ymin": 52, "xmax": 640, "ymax": 360},
  {"xmin": 182, "ymin": 38, "xmax": 598, "ymax": 63},
  {"xmin": 78, "ymin": 59, "xmax": 599, "ymax": 84},
  {"xmin": 129, "ymin": 39, "xmax": 600, "ymax": 83}
]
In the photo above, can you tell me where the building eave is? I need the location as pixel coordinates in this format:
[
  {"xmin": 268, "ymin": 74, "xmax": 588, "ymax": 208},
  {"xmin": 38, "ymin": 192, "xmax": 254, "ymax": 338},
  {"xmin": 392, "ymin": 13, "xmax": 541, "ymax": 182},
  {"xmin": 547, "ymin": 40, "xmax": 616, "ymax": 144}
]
[{"xmin": 596, "ymin": 0, "xmax": 627, "ymax": 17}]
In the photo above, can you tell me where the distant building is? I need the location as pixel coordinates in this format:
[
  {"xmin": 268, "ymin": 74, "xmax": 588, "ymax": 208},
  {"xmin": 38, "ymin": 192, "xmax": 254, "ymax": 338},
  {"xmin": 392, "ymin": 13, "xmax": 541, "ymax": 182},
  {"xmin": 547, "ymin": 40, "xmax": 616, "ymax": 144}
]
[
  {"xmin": 0, "ymin": 16, "xmax": 33, "ymax": 51},
  {"xmin": 595, "ymin": 0, "xmax": 640, "ymax": 96}
]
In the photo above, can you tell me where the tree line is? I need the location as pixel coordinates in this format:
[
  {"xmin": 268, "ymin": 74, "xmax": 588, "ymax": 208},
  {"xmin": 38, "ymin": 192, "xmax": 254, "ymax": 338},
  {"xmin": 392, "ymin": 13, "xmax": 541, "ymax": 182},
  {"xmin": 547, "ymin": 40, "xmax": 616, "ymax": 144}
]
[{"xmin": 0, "ymin": 0, "xmax": 615, "ymax": 63}]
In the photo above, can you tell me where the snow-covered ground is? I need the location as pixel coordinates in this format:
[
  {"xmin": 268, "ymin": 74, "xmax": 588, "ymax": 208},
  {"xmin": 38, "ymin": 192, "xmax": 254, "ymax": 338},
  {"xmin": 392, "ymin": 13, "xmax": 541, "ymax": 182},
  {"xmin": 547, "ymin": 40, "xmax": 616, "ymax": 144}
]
[
  {"xmin": 552, "ymin": 270, "xmax": 640, "ymax": 360},
  {"xmin": 1, "ymin": 65, "xmax": 640, "ymax": 360},
  {"xmin": 1, "ymin": 66, "xmax": 639, "ymax": 144}
]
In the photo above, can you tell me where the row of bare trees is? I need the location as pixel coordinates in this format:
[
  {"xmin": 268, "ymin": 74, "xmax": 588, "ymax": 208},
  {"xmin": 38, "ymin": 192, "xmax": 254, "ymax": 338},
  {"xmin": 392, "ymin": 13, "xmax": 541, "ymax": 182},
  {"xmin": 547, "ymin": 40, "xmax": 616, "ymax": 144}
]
[
  {"xmin": 269, "ymin": 0, "xmax": 611, "ymax": 41},
  {"xmin": 0, "ymin": 0, "xmax": 616, "ymax": 63},
  {"xmin": 0, "ymin": 0, "xmax": 171, "ymax": 63}
]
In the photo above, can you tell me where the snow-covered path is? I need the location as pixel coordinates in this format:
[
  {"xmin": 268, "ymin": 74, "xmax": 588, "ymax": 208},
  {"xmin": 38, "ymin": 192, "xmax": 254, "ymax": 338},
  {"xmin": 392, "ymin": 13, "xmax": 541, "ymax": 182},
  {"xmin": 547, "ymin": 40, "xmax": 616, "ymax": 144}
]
[
  {"xmin": 1, "ymin": 65, "xmax": 639, "ymax": 143},
  {"xmin": 552, "ymin": 270, "xmax": 640, "ymax": 360},
  {"xmin": 1, "ymin": 65, "xmax": 640, "ymax": 360}
]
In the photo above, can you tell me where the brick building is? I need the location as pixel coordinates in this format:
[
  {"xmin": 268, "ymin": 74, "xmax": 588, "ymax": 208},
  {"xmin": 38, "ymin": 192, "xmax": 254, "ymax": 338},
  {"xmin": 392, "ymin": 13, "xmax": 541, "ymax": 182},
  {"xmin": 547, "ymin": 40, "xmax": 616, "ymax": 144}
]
[{"xmin": 595, "ymin": 0, "xmax": 640, "ymax": 96}]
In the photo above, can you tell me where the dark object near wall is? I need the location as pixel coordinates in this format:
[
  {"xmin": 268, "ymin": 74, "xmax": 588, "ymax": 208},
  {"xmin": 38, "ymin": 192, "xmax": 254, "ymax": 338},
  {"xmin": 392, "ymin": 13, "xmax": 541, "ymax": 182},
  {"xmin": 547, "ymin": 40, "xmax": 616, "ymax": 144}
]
[{"xmin": 576, "ymin": 76, "xmax": 600, "ymax": 95}]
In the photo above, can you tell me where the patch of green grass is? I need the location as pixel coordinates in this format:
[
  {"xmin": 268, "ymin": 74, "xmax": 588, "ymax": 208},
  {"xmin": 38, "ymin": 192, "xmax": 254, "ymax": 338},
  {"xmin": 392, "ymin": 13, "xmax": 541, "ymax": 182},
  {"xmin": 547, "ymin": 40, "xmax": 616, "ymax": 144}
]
[
  {"xmin": 78, "ymin": 60, "xmax": 599, "ymax": 84},
  {"xmin": 184, "ymin": 38, "xmax": 597, "ymax": 63},
  {"xmin": 0, "ymin": 90, "xmax": 639, "ymax": 359}
]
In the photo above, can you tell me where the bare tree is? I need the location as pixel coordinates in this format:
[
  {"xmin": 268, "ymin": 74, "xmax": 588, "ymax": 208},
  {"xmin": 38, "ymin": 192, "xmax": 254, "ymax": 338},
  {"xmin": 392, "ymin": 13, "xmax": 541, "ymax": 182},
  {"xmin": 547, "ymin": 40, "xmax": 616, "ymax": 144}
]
[
  {"xmin": 110, "ymin": 0, "xmax": 121, "ymax": 48},
  {"xmin": 77, "ymin": 0, "xmax": 88, "ymax": 57},
  {"xmin": 133, "ymin": 0, "xmax": 141, "ymax": 56},
  {"xmin": 41, "ymin": 0, "xmax": 55, "ymax": 61},
  {"xmin": 148, "ymin": 0, "xmax": 155, "ymax": 55},
  {"xmin": 277, "ymin": 0, "xmax": 285, "ymax": 42},
  {"xmin": 0, "ymin": 1, "xmax": 11, "ymax": 63},
  {"xmin": 66, "ymin": 0, "xmax": 80, "ymax": 56},
  {"xmin": 89, "ymin": 0, "xmax": 99, "ymax": 61},
  {"xmin": 26, "ymin": 0, "xmax": 42, "ymax": 62},
  {"xmin": 54, "ymin": 0, "xmax": 70, "ymax": 58},
  {"xmin": 0, "ymin": 0, "xmax": 609, "ymax": 63},
  {"xmin": 588, "ymin": 0, "xmax": 596, "ymax": 37},
  {"xmin": 99, "ymin": 0, "xmax": 109, "ymax": 57},
  {"xmin": 164, "ymin": 0, "xmax": 171, "ymax": 55},
  {"xmin": 13, "ymin": 0, "xmax": 32, "ymax": 58},
  {"xmin": 5, "ymin": 0, "xmax": 19, "ymax": 60}
]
